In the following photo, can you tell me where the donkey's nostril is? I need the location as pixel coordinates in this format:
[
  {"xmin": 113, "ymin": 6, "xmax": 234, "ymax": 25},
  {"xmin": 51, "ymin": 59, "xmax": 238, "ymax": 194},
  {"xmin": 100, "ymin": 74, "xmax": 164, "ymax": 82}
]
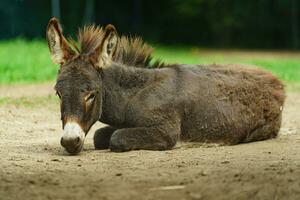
[
  {"xmin": 60, "ymin": 137, "xmax": 81, "ymax": 148},
  {"xmin": 76, "ymin": 136, "xmax": 80, "ymax": 144},
  {"xmin": 60, "ymin": 137, "xmax": 65, "ymax": 146}
]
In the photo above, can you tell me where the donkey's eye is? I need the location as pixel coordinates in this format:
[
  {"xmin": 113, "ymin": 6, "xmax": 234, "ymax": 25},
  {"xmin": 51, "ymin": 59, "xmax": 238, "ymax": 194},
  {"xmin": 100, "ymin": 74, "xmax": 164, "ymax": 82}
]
[{"xmin": 85, "ymin": 93, "xmax": 95, "ymax": 102}]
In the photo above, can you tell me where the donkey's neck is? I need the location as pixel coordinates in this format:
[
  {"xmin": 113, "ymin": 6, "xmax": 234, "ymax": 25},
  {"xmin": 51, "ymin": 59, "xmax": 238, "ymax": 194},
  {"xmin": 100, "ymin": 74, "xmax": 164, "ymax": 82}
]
[{"xmin": 99, "ymin": 63, "xmax": 159, "ymax": 127}]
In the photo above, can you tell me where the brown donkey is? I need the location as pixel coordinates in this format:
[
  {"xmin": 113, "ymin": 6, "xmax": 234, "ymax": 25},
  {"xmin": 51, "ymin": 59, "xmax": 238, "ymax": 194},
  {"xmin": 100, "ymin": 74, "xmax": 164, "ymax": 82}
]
[{"xmin": 46, "ymin": 18, "xmax": 285, "ymax": 154}]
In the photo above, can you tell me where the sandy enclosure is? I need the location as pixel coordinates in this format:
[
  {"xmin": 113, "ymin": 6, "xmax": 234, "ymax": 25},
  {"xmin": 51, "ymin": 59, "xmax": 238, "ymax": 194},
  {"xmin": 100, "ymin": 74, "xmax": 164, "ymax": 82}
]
[{"xmin": 0, "ymin": 83, "xmax": 299, "ymax": 200}]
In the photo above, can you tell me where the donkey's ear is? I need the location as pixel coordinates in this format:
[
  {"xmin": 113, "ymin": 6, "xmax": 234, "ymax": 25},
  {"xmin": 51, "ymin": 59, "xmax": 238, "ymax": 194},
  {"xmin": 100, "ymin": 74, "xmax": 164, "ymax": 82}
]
[
  {"xmin": 93, "ymin": 24, "xmax": 118, "ymax": 68},
  {"xmin": 46, "ymin": 17, "xmax": 76, "ymax": 64}
]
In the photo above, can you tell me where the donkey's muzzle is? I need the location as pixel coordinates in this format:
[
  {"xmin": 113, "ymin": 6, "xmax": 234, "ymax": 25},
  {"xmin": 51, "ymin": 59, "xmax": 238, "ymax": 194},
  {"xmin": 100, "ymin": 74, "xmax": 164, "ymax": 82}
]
[
  {"xmin": 61, "ymin": 136, "xmax": 84, "ymax": 155},
  {"xmin": 61, "ymin": 122, "xmax": 85, "ymax": 154}
]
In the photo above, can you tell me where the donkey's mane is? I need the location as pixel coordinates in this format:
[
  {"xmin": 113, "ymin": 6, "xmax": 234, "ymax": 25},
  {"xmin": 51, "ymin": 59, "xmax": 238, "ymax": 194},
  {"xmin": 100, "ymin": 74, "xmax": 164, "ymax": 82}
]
[{"xmin": 72, "ymin": 25, "xmax": 164, "ymax": 68}]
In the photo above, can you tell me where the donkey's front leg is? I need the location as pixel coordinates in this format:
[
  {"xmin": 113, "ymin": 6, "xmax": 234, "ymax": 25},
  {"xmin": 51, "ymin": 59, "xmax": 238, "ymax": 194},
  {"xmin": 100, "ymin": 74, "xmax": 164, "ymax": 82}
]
[
  {"xmin": 94, "ymin": 126, "xmax": 117, "ymax": 149},
  {"xmin": 109, "ymin": 126, "xmax": 180, "ymax": 152}
]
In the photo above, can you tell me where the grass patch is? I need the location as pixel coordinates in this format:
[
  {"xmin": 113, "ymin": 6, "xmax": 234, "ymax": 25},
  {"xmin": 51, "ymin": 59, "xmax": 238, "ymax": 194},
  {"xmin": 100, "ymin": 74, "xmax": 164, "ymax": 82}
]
[
  {"xmin": 246, "ymin": 59, "xmax": 300, "ymax": 83},
  {"xmin": 0, "ymin": 39, "xmax": 57, "ymax": 84},
  {"xmin": 0, "ymin": 95, "xmax": 58, "ymax": 108},
  {"xmin": 0, "ymin": 39, "xmax": 299, "ymax": 84}
]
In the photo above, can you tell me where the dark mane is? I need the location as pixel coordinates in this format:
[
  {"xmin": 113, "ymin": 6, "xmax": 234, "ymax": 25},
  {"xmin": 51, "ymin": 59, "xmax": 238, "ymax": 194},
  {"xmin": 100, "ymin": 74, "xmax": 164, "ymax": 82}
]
[
  {"xmin": 71, "ymin": 25, "xmax": 164, "ymax": 68},
  {"xmin": 115, "ymin": 36, "xmax": 165, "ymax": 68},
  {"xmin": 78, "ymin": 25, "xmax": 104, "ymax": 54}
]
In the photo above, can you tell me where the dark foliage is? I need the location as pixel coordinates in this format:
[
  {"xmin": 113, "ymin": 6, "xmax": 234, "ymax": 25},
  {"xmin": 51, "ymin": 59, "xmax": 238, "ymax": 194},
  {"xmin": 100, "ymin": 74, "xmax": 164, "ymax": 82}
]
[{"xmin": 0, "ymin": 0, "xmax": 299, "ymax": 49}]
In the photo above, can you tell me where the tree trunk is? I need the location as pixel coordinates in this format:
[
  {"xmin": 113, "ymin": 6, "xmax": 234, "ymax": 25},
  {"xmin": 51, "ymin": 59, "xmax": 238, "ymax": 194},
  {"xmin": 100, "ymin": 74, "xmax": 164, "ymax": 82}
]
[
  {"xmin": 291, "ymin": 0, "xmax": 299, "ymax": 49},
  {"xmin": 82, "ymin": 0, "xmax": 95, "ymax": 25},
  {"xmin": 51, "ymin": 0, "xmax": 60, "ymax": 19}
]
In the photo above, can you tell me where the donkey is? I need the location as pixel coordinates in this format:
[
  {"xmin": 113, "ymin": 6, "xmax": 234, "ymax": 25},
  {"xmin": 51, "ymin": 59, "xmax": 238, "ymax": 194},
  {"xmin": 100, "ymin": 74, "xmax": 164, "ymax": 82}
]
[{"xmin": 46, "ymin": 18, "xmax": 285, "ymax": 154}]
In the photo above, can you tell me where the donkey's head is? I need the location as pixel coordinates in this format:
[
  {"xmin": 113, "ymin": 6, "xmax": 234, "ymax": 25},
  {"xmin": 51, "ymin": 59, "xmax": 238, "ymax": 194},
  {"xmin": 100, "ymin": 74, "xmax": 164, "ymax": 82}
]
[{"xmin": 46, "ymin": 18, "xmax": 118, "ymax": 154}]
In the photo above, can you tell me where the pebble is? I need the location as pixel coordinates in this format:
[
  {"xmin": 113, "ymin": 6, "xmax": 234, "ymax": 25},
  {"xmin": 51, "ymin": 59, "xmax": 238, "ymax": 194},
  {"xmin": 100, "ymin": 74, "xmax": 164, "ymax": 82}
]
[
  {"xmin": 189, "ymin": 193, "xmax": 202, "ymax": 199},
  {"xmin": 51, "ymin": 158, "xmax": 61, "ymax": 162},
  {"xmin": 221, "ymin": 161, "xmax": 230, "ymax": 164},
  {"xmin": 200, "ymin": 171, "xmax": 208, "ymax": 176}
]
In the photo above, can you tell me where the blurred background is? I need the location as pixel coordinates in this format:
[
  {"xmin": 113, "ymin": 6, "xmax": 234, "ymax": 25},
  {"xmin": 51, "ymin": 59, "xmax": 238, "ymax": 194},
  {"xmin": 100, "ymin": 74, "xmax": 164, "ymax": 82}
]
[
  {"xmin": 1, "ymin": 0, "xmax": 300, "ymax": 48},
  {"xmin": 0, "ymin": 0, "xmax": 299, "ymax": 84}
]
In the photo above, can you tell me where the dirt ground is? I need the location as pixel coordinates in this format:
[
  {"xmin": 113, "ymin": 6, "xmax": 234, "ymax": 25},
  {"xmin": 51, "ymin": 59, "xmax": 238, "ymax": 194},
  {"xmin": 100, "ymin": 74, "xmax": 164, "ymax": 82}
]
[{"xmin": 0, "ymin": 83, "xmax": 299, "ymax": 200}]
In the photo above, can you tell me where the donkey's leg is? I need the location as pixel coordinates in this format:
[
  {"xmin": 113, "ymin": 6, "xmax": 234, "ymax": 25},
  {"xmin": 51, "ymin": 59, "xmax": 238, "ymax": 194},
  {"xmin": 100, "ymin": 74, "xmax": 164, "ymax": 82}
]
[
  {"xmin": 109, "ymin": 125, "xmax": 180, "ymax": 152},
  {"xmin": 94, "ymin": 126, "xmax": 117, "ymax": 149}
]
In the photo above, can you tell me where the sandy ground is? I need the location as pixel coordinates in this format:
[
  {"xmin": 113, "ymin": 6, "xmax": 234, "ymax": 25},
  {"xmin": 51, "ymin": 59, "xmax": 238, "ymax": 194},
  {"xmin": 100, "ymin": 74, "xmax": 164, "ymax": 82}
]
[{"xmin": 0, "ymin": 83, "xmax": 299, "ymax": 200}]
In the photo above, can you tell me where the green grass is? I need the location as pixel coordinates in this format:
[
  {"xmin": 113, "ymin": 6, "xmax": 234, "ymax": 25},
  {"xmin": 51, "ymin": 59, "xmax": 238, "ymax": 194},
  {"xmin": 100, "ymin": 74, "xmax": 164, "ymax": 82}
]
[
  {"xmin": 0, "ymin": 39, "xmax": 299, "ymax": 84},
  {"xmin": 0, "ymin": 39, "xmax": 57, "ymax": 84},
  {"xmin": 0, "ymin": 95, "xmax": 58, "ymax": 107}
]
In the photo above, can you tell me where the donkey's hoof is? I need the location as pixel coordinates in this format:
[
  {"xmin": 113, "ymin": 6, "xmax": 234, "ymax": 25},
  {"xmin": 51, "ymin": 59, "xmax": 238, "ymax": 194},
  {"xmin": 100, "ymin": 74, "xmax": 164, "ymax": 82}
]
[
  {"xmin": 93, "ymin": 127, "xmax": 115, "ymax": 150},
  {"xmin": 109, "ymin": 142, "xmax": 131, "ymax": 152},
  {"xmin": 94, "ymin": 133, "xmax": 109, "ymax": 150},
  {"xmin": 94, "ymin": 140, "xmax": 109, "ymax": 150},
  {"xmin": 109, "ymin": 134, "xmax": 131, "ymax": 152}
]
